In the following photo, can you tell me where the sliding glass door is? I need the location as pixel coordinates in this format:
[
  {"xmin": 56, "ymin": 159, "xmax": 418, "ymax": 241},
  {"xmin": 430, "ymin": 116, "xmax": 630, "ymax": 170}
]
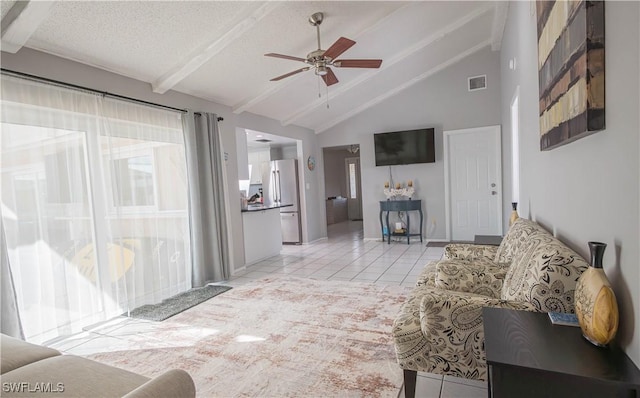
[
  {"xmin": 2, "ymin": 124, "xmax": 100, "ymax": 341},
  {"xmin": 1, "ymin": 75, "xmax": 191, "ymax": 343}
]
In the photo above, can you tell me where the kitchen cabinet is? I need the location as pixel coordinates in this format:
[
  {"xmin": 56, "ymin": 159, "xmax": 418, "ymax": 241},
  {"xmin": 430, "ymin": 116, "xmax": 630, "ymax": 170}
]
[
  {"xmin": 248, "ymin": 148, "xmax": 270, "ymax": 184},
  {"xmin": 242, "ymin": 207, "xmax": 282, "ymax": 265},
  {"xmin": 326, "ymin": 198, "xmax": 347, "ymax": 225}
]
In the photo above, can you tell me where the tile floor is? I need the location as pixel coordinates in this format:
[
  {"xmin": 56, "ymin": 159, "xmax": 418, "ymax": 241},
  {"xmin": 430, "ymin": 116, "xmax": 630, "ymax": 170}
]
[
  {"xmin": 226, "ymin": 220, "xmax": 444, "ymax": 289},
  {"xmin": 48, "ymin": 220, "xmax": 487, "ymax": 397}
]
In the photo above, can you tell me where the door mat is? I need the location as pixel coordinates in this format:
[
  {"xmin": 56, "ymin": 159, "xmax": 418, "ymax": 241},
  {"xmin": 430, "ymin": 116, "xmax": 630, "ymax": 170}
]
[
  {"xmin": 126, "ymin": 285, "xmax": 232, "ymax": 321},
  {"xmin": 426, "ymin": 241, "xmax": 449, "ymax": 248}
]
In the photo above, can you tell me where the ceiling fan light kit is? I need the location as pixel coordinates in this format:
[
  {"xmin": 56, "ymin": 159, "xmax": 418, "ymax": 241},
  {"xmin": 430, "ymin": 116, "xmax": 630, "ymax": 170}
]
[{"xmin": 265, "ymin": 12, "xmax": 382, "ymax": 87}]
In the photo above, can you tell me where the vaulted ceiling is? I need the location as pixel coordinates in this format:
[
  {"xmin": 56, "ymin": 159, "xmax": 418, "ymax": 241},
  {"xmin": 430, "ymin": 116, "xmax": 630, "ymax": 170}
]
[{"xmin": 1, "ymin": 1, "xmax": 507, "ymax": 133}]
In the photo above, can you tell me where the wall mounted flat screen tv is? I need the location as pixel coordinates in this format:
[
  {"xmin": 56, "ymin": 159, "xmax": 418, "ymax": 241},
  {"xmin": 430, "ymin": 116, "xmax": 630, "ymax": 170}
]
[{"xmin": 374, "ymin": 128, "xmax": 435, "ymax": 166}]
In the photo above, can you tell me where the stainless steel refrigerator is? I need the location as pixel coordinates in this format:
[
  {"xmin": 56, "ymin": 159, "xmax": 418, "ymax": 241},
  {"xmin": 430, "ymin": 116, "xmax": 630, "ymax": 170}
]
[{"xmin": 262, "ymin": 159, "xmax": 302, "ymax": 244}]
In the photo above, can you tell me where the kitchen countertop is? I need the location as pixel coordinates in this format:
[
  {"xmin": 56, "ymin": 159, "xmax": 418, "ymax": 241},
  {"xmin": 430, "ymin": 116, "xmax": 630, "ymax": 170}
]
[{"xmin": 241, "ymin": 203, "xmax": 293, "ymax": 213}]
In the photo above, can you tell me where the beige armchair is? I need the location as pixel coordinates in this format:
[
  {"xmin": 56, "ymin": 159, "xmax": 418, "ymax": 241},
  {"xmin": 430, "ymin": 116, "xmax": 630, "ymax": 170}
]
[{"xmin": 393, "ymin": 218, "xmax": 589, "ymax": 398}]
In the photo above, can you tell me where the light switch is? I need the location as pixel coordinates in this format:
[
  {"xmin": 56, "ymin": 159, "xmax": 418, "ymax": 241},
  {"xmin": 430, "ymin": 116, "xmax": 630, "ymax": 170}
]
[{"xmin": 306, "ymin": 183, "xmax": 310, "ymax": 190}]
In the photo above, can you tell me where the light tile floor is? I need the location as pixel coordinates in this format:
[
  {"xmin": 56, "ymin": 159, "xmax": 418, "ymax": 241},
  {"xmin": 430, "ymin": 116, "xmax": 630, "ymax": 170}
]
[
  {"xmin": 227, "ymin": 221, "xmax": 444, "ymax": 289},
  {"xmin": 48, "ymin": 220, "xmax": 487, "ymax": 397}
]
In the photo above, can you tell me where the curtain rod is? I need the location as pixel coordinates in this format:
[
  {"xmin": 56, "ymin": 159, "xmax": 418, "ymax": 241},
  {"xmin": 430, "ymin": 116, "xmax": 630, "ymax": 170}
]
[{"xmin": 0, "ymin": 68, "xmax": 224, "ymax": 122}]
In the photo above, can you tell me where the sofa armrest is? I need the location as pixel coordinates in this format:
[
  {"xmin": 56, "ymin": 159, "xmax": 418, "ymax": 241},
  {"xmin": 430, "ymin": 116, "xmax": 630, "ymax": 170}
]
[
  {"xmin": 1, "ymin": 333, "xmax": 61, "ymax": 374},
  {"xmin": 414, "ymin": 261, "xmax": 438, "ymax": 287},
  {"xmin": 417, "ymin": 289, "xmax": 537, "ymax": 378},
  {"xmin": 122, "ymin": 369, "xmax": 196, "ymax": 398},
  {"xmin": 435, "ymin": 261, "xmax": 509, "ymax": 299},
  {"xmin": 444, "ymin": 244, "xmax": 499, "ymax": 261}
]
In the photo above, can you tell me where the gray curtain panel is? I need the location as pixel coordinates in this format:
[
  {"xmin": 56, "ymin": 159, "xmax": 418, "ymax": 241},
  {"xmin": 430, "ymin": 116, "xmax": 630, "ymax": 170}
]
[
  {"xmin": 1, "ymin": 218, "xmax": 24, "ymax": 339},
  {"xmin": 183, "ymin": 111, "xmax": 230, "ymax": 286}
]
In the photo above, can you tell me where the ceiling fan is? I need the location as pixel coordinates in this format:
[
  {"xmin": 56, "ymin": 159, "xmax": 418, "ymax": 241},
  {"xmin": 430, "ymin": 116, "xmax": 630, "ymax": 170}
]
[{"xmin": 265, "ymin": 12, "xmax": 383, "ymax": 86}]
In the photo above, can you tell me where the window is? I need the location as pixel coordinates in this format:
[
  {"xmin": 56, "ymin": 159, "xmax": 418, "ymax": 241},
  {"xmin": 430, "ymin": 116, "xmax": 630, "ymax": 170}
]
[
  {"xmin": 1, "ymin": 74, "xmax": 191, "ymax": 343},
  {"xmin": 44, "ymin": 147, "xmax": 89, "ymax": 204},
  {"xmin": 348, "ymin": 163, "xmax": 357, "ymax": 199},
  {"xmin": 112, "ymin": 155, "xmax": 155, "ymax": 207}
]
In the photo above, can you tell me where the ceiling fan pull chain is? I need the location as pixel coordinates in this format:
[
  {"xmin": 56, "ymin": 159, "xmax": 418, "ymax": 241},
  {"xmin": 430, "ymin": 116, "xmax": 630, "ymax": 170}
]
[
  {"xmin": 326, "ymin": 85, "xmax": 330, "ymax": 109},
  {"xmin": 317, "ymin": 75, "xmax": 322, "ymax": 98}
]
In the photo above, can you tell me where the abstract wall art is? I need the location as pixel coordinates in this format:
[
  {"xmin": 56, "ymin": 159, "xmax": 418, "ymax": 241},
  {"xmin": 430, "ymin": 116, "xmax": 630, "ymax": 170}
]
[{"xmin": 537, "ymin": 1, "xmax": 605, "ymax": 151}]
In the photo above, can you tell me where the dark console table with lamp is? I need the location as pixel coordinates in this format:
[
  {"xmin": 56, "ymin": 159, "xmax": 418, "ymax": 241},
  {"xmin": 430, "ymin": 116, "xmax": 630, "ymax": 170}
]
[{"xmin": 379, "ymin": 199, "xmax": 423, "ymax": 244}]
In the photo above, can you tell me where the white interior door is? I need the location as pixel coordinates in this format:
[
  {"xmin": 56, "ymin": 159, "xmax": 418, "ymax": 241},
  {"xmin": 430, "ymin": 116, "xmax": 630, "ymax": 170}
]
[
  {"xmin": 445, "ymin": 126, "xmax": 502, "ymax": 241},
  {"xmin": 345, "ymin": 157, "xmax": 362, "ymax": 220}
]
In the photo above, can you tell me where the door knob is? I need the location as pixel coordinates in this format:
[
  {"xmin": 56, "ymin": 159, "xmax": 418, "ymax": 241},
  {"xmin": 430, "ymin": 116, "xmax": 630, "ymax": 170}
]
[
  {"xmin": 491, "ymin": 191, "xmax": 497, "ymax": 195},
  {"xmin": 491, "ymin": 183, "xmax": 496, "ymax": 187}
]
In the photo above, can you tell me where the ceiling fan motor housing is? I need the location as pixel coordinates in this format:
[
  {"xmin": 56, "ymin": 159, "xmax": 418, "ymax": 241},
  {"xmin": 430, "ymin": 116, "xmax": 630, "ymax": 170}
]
[
  {"xmin": 306, "ymin": 49, "xmax": 328, "ymax": 62},
  {"xmin": 307, "ymin": 49, "xmax": 331, "ymax": 62},
  {"xmin": 305, "ymin": 49, "xmax": 331, "ymax": 75}
]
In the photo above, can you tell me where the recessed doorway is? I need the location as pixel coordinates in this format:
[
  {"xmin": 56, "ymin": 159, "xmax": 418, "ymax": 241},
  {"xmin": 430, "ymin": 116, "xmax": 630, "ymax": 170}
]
[{"xmin": 322, "ymin": 145, "xmax": 363, "ymax": 238}]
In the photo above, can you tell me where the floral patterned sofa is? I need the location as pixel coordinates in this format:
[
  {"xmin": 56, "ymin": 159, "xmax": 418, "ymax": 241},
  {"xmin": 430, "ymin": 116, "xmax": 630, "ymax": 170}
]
[{"xmin": 392, "ymin": 218, "xmax": 589, "ymax": 397}]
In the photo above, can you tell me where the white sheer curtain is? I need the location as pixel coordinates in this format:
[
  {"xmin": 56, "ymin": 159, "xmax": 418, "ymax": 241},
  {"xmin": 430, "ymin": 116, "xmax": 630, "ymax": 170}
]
[{"xmin": 0, "ymin": 74, "xmax": 191, "ymax": 343}]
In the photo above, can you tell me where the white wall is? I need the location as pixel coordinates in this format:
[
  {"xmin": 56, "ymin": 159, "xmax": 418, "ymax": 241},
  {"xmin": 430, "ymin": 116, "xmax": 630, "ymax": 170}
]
[
  {"xmin": 235, "ymin": 128, "xmax": 250, "ymax": 180},
  {"xmin": 500, "ymin": 1, "xmax": 640, "ymax": 366},
  {"xmin": 270, "ymin": 144, "xmax": 297, "ymax": 161},
  {"xmin": 281, "ymin": 145, "xmax": 297, "ymax": 160},
  {"xmin": 318, "ymin": 47, "xmax": 503, "ymax": 241},
  {"xmin": 1, "ymin": 48, "xmax": 323, "ymax": 272}
]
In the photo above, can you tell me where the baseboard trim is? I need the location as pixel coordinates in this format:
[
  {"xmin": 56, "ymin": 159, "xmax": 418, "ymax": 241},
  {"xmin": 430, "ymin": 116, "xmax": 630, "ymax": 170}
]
[
  {"xmin": 305, "ymin": 236, "xmax": 328, "ymax": 245},
  {"xmin": 231, "ymin": 265, "xmax": 247, "ymax": 276}
]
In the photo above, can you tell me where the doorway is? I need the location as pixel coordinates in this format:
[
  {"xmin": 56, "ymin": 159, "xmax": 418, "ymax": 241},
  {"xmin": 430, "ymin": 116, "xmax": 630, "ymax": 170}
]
[
  {"xmin": 444, "ymin": 125, "xmax": 503, "ymax": 241},
  {"xmin": 322, "ymin": 145, "xmax": 363, "ymax": 237}
]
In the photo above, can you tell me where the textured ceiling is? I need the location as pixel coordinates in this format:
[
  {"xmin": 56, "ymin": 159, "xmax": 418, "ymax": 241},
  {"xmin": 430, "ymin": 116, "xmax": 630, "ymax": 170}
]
[{"xmin": 1, "ymin": 1, "xmax": 506, "ymax": 133}]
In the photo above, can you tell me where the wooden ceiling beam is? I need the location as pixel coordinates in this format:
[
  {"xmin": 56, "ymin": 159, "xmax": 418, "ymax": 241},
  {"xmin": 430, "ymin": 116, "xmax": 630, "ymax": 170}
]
[{"xmin": 151, "ymin": 2, "xmax": 281, "ymax": 94}]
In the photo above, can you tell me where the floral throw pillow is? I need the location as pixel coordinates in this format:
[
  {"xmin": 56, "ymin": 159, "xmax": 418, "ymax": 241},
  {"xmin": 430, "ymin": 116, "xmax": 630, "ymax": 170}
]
[
  {"xmin": 494, "ymin": 218, "xmax": 549, "ymax": 263},
  {"xmin": 500, "ymin": 234, "xmax": 588, "ymax": 313}
]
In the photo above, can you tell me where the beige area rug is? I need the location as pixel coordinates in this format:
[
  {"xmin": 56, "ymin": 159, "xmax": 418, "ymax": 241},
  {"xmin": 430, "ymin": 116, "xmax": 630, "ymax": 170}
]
[{"xmin": 87, "ymin": 276, "xmax": 412, "ymax": 397}]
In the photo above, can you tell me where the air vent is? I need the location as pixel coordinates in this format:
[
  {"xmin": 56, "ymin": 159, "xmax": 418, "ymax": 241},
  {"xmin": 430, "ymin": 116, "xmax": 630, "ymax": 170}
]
[
  {"xmin": 468, "ymin": 75, "xmax": 487, "ymax": 91},
  {"xmin": 255, "ymin": 139, "xmax": 272, "ymax": 143}
]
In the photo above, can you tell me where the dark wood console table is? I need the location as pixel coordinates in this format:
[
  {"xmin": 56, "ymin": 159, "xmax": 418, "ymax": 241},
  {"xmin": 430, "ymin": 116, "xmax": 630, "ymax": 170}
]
[
  {"xmin": 379, "ymin": 200, "xmax": 423, "ymax": 244},
  {"xmin": 483, "ymin": 307, "xmax": 640, "ymax": 398}
]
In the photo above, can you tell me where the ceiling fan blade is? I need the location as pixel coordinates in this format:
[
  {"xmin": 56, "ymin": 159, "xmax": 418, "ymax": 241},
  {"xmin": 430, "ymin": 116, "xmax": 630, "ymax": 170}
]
[
  {"xmin": 265, "ymin": 53, "xmax": 307, "ymax": 62},
  {"xmin": 322, "ymin": 67, "xmax": 339, "ymax": 87},
  {"xmin": 334, "ymin": 59, "xmax": 383, "ymax": 68},
  {"xmin": 323, "ymin": 37, "xmax": 356, "ymax": 60},
  {"xmin": 270, "ymin": 67, "xmax": 310, "ymax": 81}
]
